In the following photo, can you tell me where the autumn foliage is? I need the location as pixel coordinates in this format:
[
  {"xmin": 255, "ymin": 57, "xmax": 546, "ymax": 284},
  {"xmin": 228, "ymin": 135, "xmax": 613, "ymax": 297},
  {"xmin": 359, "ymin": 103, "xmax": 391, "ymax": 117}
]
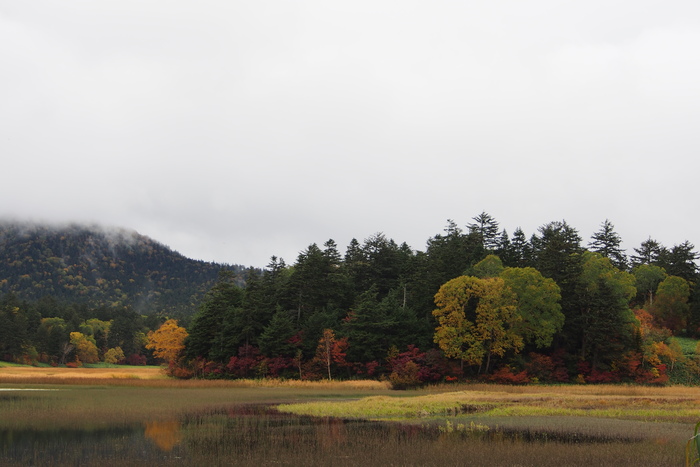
[{"xmin": 146, "ymin": 319, "xmax": 188, "ymax": 364}]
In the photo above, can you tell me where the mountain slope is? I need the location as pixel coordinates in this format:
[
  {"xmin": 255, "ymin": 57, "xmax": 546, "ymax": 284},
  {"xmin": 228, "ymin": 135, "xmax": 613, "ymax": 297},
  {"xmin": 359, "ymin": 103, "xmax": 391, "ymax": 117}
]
[{"xmin": 0, "ymin": 222, "xmax": 249, "ymax": 316}]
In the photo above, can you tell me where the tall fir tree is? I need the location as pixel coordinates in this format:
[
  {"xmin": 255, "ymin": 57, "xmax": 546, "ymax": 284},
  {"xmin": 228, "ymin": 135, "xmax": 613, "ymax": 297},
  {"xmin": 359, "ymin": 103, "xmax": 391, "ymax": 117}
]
[
  {"xmin": 588, "ymin": 219, "xmax": 628, "ymax": 270},
  {"xmin": 468, "ymin": 211, "xmax": 501, "ymax": 252}
]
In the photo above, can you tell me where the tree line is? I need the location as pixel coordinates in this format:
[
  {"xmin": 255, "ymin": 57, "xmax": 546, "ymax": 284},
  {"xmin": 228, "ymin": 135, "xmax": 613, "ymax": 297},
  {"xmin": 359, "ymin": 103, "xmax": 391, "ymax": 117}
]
[
  {"xmin": 2, "ymin": 214, "xmax": 699, "ymax": 386},
  {"xmin": 173, "ymin": 215, "xmax": 699, "ymax": 385},
  {"xmin": 0, "ymin": 295, "xmax": 164, "ymax": 366}
]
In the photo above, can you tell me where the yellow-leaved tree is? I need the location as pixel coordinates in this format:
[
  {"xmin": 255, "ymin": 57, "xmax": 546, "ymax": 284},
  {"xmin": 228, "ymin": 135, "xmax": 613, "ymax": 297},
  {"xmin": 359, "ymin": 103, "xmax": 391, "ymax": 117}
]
[
  {"xmin": 69, "ymin": 332, "xmax": 99, "ymax": 364},
  {"xmin": 433, "ymin": 276, "xmax": 522, "ymax": 374},
  {"xmin": 146, "ymin": 319, "xmax": 188, "ymax": 365}
]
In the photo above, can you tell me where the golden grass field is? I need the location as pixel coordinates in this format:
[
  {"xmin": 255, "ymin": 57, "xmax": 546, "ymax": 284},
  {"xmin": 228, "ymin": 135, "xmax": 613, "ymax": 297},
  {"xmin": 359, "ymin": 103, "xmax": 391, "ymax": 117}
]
[
  {"xmin": 0, "ymin": 364, "xmax": 392, "ymax": 389},
  {"xmin": 0, "ymin": 365, "xmax": 166, "ymax": 380}
]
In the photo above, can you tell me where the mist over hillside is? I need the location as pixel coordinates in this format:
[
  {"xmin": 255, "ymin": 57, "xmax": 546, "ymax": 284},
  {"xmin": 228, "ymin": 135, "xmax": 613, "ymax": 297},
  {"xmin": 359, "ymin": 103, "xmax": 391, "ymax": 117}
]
[{"xmin": 0, "ymin": 221, "xmax": 251, "ymax": 316}]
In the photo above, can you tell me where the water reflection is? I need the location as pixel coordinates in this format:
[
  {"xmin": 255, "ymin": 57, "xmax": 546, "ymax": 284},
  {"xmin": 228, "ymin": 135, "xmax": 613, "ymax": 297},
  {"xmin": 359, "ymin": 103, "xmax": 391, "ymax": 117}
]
[
  {"xmin": 144, "ymin": 420, "xmax": 182, "ymax": 452},
  {"xmin": 0, "ymin": 405, "xmax": 685, "ymax": 466}
]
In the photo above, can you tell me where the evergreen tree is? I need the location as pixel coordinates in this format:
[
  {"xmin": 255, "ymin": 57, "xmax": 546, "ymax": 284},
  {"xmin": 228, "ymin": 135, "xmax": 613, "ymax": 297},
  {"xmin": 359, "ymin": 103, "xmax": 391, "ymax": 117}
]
[
  {"xmin": 630, "ymin": 238, "xmax": 665, "ymax": 267},
  {"xmin": 494, "ymin": 229, "xmax": 513, "ymax": 266},
  {"xmin": 185, "ymin": 271, "xmax": 244, "ymax": 361},
  {"xmin": 288, "ymin": 243, "xmax": 348, "ymax": 324},
  {"xmin": 588, "ymin": 219, "xmax": 628, "ymax": 270},
  {"xmin": 107, "ymin": 308, "xmax": 144, "ymax": 357},
  {"xmin": 419, "ymin": 220, "xmax": 485, "ymax": 313},
  {"xmin": 0, "ymin": 294, "xmax": 29, "ymax": 361},
  {"xmin": 507, "ymin": 227, "xmax": 533, "ymax": 268},
  {"xmin": 468, "ymin": 211, "xmax": 501, "ymax": 252},
  {"xmin": 658, "ymin": 241, "xmax": 698, "ymax": 283},
  {"xmin": 531, "ymin": 221, "xmax": 584, "ymax": 348},
  {"xmin": 342, "ymin": 288, "xmax": 397, "ymax": 362},
  {"xmin": 258, "ymin": 308, "xmax": 298, "ymax": 358},
  {"xmin": 575, "ymin": 252, "xmax": 636, "ymax": 367},
  {"xmin": 531, "ymin": 221, "xmax": 583, "ymax": 298}
]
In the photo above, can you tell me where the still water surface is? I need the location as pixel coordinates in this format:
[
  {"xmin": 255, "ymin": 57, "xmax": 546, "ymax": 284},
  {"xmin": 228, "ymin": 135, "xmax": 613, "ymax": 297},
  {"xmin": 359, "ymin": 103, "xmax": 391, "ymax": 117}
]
[{"xmin": 0, "ymin": 404, "xmax": 685, "ymax": 466}]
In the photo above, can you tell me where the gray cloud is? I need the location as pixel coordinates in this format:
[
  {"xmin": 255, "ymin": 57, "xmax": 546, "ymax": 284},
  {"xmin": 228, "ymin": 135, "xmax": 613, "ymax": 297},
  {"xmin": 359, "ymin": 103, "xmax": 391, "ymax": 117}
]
[{"xmin": 1, "ymin": 1, "xmax": 699, "ymax": 266}]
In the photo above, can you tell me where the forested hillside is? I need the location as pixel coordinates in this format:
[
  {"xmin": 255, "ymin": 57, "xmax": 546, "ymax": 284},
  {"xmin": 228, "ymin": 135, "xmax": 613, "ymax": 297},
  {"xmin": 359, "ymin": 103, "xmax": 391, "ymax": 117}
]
[{"xmin": 0, "ymin": 222, "xmax": 248, "ymax": 316}]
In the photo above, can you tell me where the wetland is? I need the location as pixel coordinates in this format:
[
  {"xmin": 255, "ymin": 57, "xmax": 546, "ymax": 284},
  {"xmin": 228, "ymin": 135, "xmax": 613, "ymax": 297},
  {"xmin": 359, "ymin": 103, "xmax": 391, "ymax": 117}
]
[{"xmin": 0, "ymin": 368, "xmax": 697, "ymax": 466}]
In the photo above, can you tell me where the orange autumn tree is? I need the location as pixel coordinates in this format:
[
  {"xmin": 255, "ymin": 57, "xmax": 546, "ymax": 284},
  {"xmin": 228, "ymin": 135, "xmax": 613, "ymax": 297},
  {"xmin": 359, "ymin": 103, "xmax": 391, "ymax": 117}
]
[
  {"xmin": 314, "ymin": 329, "xmax": 348, "ymax": 380},
  {"xmin": 146, "ymin": 319, "xmax": 188, "ymax": 365}
]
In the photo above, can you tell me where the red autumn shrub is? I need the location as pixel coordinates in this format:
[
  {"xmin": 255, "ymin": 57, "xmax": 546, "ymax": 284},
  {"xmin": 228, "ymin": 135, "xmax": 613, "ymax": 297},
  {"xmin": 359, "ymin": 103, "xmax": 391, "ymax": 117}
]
[
  {"xmin": 389, "ymin": 361, "xmax": 422, "ymax": 390},
  {"xmin": 226, "ymin": 345, "xmax": 264, "ymax": 378},
  {"xmin": 166, "ymin": 360, "xmax": 194, "ymax": 379},
  {"xmin": 202, "ymin": 360, "xmax": 225, "ymax": 378},
  {"xmin": 586, "ymin": 369, "xmax": 621, "ymax": 384},
  {"xmin": 489, "ymin": 366, "xmax": 530, "ymax": 384},
  {"xmin": 361, "ymin": 360, "xmax": 381, "ymax": 377},
  {"xmin": 266, "ymin": 356, "xmax": 294, "ymax": 377},
  {"xmin": 525, "ymin": 353, "xmax": 555, "ymax": 381},
  {"xmin": 125, "ymin": 354, "xmax": 147, "ymax": 366}
]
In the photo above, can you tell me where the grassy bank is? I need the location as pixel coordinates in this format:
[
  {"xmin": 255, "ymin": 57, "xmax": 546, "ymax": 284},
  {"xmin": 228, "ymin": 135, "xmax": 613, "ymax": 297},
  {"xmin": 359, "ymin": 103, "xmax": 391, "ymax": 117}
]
[{"xmin": 278, "ymin": 384, "xmax": 700, "ymax": 423}]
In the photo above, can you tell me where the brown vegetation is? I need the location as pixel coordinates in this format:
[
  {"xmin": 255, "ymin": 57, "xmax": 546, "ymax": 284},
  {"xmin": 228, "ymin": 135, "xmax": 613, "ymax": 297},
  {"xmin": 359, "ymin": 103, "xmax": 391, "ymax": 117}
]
[{"xmin": 0, "ymin": 365, "xmax": 165, "ymax": 381}]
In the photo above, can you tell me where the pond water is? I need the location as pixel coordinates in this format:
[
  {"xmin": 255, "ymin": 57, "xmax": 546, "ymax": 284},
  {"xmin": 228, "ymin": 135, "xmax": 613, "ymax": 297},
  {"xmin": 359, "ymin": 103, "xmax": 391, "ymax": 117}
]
[{"xmin": 0, "ymin": 404, "xmax": 686, "ymax": 466}]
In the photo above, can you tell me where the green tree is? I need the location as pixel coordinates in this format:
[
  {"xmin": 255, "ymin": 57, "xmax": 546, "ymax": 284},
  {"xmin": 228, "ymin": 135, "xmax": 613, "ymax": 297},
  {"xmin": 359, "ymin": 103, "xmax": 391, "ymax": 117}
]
[
  {"xmin": 658, "ymin": 241, "xmax": 698, "ymax": 283},
  {"xmin": 344, "ymin": 234, "xmax": 413, "ymax": 299},
  {"xmin": 243, "ymin": 256, "xmax": 291, "ymax": 329},
  {"xmin": 340, "ymin": 286, "xmax": 425, "ymax": 364},
  {"xmin": 81, "ymin": 318, "xmax": 111, "ymax": 357},
  {"xmin": 0, "ymin": 294, "xmax": 29, "ymax": 361},
  {"xmin": 631, "ymin": 264, "xmax": 667, "ymax": 307},
  {"xmin": 470, "ymin": 254, "xmax": 505, "ymax": 278},
  {"xmin": 342, "ymin": 288, "xmax": 395, "ymax": 362},
  {"xmin": 468, "ymin": 211, "xmax": 501, "ymax": 252},
  {"xmin": 107, "ymin": 309, "xmax": 145, "ymax": 357},
  {"xmin": 531, "ymin": 221, "xmax": 584, "ymax": 346},
  {"xmin": 507, "ymin": 227, "xmax": 533, "ymax": 268},
  {"xmin": 532, "ymin": 221, "xmax": 583, "ymax": 291},
  {"xmin": 630, "ymin": 238, "xmax": 665, "ymax": 267},
  {"xmin": 36, "ymin": 317, "xmax": 70, "ymax": 363},
  {"xmin": 576, "ymin": 252, "xmax": 636, "ymax": 367},
  {"xmin": 104, "ymin": 346, "xmax": 125, "ymax": 364},
  {"xmin": 258, "ymin": 308, "xmax": 298, "ymax": 358},
  {"xmin": 185, "ymin": 271, "xmax": 244, "ymax": 361},
  {"xmin": 651, "ymin": 275, "xmax": 690, "ymax": 333},
  {"xmin": 500, "ymin": 266, "xmax": 563, "ymax": 348},
  {"xmin": 288, "ymin": 243, "xmax": 349, "ymax": 324},
  {"xmin": 589, "ymin": 219, "xmax": 627, "ymax": 270},
  {"xmin": 417, "ymin": 220, "xmax": 485, "ymax": 314},
  {"xmin": 433, "ymin": 276, "xmax": 522, "ymax": 373}
]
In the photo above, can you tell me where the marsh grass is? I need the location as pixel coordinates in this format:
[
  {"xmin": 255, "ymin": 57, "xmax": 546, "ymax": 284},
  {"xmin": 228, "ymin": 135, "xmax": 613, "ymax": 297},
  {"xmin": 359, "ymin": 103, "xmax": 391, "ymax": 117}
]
[
  {"xmin": 1, "ymin": 373, "xmax": 697, "ymax": 466},
  {"xmin": 0, "ymin": 365, "xmax": 391, "ymax": 390},
  {"xmin": 279, "ymin": 386, "xmax": 700, "ymax": 423}
]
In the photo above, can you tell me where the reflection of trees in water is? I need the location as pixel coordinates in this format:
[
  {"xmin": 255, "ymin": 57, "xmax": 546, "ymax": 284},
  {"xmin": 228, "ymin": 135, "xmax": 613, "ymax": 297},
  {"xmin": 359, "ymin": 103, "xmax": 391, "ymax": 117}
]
[
  {"xmin": 144, "ymin": 420, "xmax": 182, "ymax": 451},
  {"xmin": 180, "ymin": 406, "xmax": 431, "ymax": 460},
  {"xmin": 0, "ymin": 405, "xmax": 686, "ymax": 466}
]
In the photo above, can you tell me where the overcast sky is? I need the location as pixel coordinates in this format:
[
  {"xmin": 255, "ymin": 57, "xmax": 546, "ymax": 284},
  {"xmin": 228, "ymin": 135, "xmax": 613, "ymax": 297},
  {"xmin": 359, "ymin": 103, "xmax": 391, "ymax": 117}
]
[{"xmin": 1, "ymin": 1, "xmax": 699, "ymax": 267}]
